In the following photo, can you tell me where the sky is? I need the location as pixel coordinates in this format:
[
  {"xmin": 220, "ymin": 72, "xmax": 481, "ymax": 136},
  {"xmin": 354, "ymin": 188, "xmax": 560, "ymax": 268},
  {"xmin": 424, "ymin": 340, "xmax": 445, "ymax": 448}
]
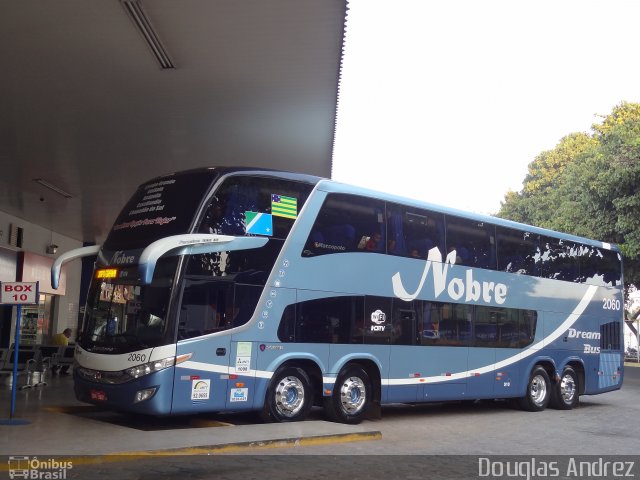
[{"xmin": 332, "ymin": 0, "xmax": 640, "ymax": 216}]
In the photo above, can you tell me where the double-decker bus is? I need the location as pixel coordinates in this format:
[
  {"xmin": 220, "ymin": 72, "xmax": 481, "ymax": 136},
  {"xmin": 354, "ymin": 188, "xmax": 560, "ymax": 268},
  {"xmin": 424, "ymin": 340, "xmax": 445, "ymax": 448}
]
[{"xmin": 52, "ymin": 167, "xmax": 624, "ymax": 424}]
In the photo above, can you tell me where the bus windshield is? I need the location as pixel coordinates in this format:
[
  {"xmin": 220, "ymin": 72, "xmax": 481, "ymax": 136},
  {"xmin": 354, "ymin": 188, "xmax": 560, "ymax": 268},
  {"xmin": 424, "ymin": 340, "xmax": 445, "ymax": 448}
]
[
  {"xmin": 81, "ymin": 172, "xmax": 315, "ymax": 353},
  {"xmin": 80, "ymin": 258, "xmax": 179, "ymax": 353}
]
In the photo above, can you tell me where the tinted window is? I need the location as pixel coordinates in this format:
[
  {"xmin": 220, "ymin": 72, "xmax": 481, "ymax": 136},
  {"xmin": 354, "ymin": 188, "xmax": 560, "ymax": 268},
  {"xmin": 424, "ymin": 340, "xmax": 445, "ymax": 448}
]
[
  {"xmin": 198, "ymin": 176, "xmax": 313, "ymax": 240},
  {"xmin": 421, "ymin": 302, "xmax": 472, "ymax": 346},
  {"xmin": 446, "ymin": 217, "xmax": 496, "ymax": 269},
  {"xmin": 301, "ymin": 194, "xmax": 621, "ymax": 286},
  {"xmin": 391, "ymin": 300, "xmax": 419, "ymax": 345},
  {"xmin": 496, "ymin": 227, "xmax": 540, "ymax": 276},
  {"xmin": 580, "ymin": 246, "xmax": 622, "ymax": 287},
  {"xmin": 600, "ymin": 321, "xmax": 622, "ymax": 351},
  {"xmin": 178, "ymin": 281, "xmax": 261, "ymax": 340},
  {"xmin": 278, "ymin": 296, "xmax": 364, "ymax": 344},
  {"xmin": 279, "ymin": 296, "xmax": 536, "ymax": 349},
  {"xmin": 539, "ymin": 237, "xmax": 580, "ymax": 282},
  {"xmin": 387, "ymin": 204, "xmax": 445, "ymax": 259},
  {"xmin": 185, "ymin": 240, "xmax": 283, "ymax": 285},
  {"xmin": 303, "ymin": 194, "xmax": 385, "ymax": 256},
  {"xmin": 474, "ymin": 306, "xmax": 537, "ymax": 348}
]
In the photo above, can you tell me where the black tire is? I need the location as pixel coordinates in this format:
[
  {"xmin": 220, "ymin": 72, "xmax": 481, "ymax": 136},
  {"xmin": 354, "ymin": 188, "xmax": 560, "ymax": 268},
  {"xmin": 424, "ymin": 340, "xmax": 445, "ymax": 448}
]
[
  {"xmin": 260, "ymin": 366, "xmax": 313, "ymax": 423},
  {"xmin": 324, "ymin": 365, "xmax": 372, "ymax": 424},
  {"xmin": 549, "ymin": 366, "xmax": 579, "ymax": 410},
  {"xmin": 518, "ymin": 366, "xmax": 551, "ymax": 412}
]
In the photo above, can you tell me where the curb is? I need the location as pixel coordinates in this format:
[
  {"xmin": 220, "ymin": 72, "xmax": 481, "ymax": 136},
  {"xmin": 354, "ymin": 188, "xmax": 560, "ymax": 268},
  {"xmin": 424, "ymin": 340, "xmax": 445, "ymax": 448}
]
[
  {"xmin": 0, "ymin": 431, "xmax": 383, "ymax": 469},
  {"xmin": 120, "ymin": 430, "xmax": 383, "ymax": 455}
]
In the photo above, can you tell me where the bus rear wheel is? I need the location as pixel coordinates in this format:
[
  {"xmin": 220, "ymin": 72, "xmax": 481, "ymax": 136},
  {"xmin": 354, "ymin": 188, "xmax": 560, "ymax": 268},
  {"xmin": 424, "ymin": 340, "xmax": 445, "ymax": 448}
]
[
  {"xmin": 324, "ymin": 365, "xmax": 372, "ymax": 424},
  {"xmin": 549, "ymin": 366, "xmax": 579, "ymax": 410},
  {"xmin": 260, "ymin": 366, "xmax": 313, "ymax": 423},
  {"xmin": 518, "ymin": 366, "xmax": 550, "ymax": 412}
]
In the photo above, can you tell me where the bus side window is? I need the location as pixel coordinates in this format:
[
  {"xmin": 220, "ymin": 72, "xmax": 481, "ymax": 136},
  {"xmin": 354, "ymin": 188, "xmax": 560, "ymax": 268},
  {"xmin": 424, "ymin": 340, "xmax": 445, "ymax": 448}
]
[
  {"xmin": 392, "ymin": 304, "xmax": 418, "ymax": 346},
  {"xmin": 446, "ymin": 216, "xmax": 496, "ymax": 270},
  {"xmin": 387, "ymin": 204, "xmax": 445, "ymax": 260},
  {"xmin": 303, "ymin": 194, "xmax": 385, "ymax": 257}
]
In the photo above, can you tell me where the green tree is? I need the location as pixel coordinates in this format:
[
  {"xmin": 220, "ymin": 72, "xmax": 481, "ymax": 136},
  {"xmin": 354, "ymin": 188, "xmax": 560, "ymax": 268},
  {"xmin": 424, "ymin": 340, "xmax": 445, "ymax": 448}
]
[{"xmin": 497, "ymin": 102, "xmax": 640, "ymax": 287}]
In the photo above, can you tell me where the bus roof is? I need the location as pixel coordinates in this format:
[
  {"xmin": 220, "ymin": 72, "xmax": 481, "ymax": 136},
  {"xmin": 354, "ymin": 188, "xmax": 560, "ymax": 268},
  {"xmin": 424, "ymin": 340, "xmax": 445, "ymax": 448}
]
[{"xmin": 140, "ymin": 166, "xmax": 324, "ymax": 187}]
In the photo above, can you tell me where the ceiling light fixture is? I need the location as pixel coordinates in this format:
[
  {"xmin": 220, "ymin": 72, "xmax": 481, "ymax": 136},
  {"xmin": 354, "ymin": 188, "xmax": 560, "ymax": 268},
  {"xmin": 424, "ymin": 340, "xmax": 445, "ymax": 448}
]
[
  {"xmin": 33, "ymin": 178, "xmax": 73, "ymax": 199},
  {"xmin": 121, "ymin": 0, "xmax": 175, "ymax": 69}
]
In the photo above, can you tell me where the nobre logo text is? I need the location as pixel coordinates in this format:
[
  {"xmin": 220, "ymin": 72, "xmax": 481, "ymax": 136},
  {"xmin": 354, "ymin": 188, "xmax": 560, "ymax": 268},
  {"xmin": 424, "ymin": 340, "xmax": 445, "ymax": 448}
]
[{"xmin": 392, "ymin": 247, "xmax": 508, "ymax": 304}]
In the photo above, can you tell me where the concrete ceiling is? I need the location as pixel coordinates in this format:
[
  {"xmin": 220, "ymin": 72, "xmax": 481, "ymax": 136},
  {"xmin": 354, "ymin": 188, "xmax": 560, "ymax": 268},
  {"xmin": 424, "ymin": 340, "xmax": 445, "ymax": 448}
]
[{"xmin": 0, "ymin": 0, "xmax": 347, "ymax": 244}]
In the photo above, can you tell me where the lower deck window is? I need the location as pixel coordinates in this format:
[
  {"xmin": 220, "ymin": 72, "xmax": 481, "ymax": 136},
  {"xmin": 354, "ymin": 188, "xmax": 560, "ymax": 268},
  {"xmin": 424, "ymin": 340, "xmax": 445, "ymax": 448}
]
[
  {"xmin": 278, "ymin": 296, "xmax": 537, "ymax": 348},
  {"xmin": 178, "ymin": 280, "xmax": 261, "ymax": 340}
]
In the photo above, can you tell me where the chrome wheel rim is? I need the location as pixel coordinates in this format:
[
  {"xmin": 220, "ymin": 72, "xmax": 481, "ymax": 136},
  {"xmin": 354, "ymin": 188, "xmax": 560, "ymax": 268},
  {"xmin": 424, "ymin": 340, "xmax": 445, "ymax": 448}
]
[
  {"xmin": 560, "ymin": 374, "xmax": 576, "ymax": 404},
  {"xmin": 274, "ymin": 376, "xmax": 305, "ymax": 418},
  {"xmin": 339, "ymin": 376, "xmax": 366, "ymax": 415},
  {"xmin": 530, "ymin": 374, "xmax": 548, "ymax": 407}
]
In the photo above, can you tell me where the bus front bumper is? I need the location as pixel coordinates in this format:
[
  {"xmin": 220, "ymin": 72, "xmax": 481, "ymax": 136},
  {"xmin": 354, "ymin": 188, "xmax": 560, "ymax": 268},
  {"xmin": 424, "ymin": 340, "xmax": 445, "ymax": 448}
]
[{"xmin": 73, "ymin": 367, "xmax": 174, "ymax": 415}]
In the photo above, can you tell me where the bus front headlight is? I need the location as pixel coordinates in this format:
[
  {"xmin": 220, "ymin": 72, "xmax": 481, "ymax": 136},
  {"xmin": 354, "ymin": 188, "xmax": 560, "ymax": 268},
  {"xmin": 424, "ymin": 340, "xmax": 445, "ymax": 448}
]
[{"xmin": 125, "ymin": 356, "xmax": 176, "ymax": 379}]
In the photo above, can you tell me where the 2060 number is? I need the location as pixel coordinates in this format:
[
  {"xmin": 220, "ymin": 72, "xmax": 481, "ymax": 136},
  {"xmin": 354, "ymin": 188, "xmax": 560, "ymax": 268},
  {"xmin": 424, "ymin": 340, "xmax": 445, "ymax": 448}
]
[
  {"xmin": 128, "ymin": 353, "xmax": 146, "ymax": 363},
  {"xmin": 602, "ymin": 298, "xmax": 621, "ymax": 311}
]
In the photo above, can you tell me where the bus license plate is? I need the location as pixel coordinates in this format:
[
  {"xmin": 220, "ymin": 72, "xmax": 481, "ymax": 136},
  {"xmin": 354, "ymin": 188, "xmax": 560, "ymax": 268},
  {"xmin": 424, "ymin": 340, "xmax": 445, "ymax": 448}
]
[{"xmin": 90, "ymin": 389, "xmax": 107, "ymax": 401}]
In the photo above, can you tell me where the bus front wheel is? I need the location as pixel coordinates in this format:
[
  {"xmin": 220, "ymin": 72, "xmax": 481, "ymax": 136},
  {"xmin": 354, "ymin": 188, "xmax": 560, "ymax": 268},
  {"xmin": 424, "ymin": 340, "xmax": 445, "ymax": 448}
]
[
  {"xmin": 518, "ymin": 366, "xmax": 551, "ymax": 412},
  {"xmin": 549, "ymin": 366, "xmax": 579, "ymax": 410},
  {"xmin": 260, "ymin": 366, "xmax": 313, "ymax": 423},
  {"xmin": 324, "ymin": 365, "xmax": 372, "ymax": 424}
]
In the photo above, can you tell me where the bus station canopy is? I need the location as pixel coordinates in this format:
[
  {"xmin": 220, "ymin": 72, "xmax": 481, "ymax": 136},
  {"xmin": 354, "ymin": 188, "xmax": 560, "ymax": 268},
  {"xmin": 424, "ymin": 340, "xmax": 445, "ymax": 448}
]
[{"xmin": 0, "ymin": 0, "xmax": 347, "ymax": 244}]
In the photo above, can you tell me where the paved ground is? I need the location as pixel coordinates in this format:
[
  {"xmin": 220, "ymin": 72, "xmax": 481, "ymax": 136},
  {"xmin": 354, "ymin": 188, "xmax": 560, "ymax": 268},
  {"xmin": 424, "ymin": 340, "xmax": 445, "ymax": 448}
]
[{"xmin": 0, "ymin": 365, "xmax": 638, "ymax": 479}]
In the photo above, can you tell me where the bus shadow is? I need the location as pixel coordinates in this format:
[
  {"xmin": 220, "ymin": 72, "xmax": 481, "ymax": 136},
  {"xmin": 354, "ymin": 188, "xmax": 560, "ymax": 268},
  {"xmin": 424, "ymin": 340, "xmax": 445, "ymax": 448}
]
[
  {"xmin": 58, "ymin": 405, "xmax": 328, "ymax": 431},
  {"xmin": 375, "ymin": 398, "xmax": 611, "ymax": 420},
  {"xmin": 56, "ymin": 398, "xmax": 610, "ymax": 430}
]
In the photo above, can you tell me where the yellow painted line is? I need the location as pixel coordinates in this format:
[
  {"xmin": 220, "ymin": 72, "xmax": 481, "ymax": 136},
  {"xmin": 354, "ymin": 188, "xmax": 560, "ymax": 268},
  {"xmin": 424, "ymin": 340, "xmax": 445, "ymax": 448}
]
[
  {"xmin": 0, "ymin": 432, "xmax": 382, "ymax": 470},
  {"xmin": 188, "ymin": 418, "xmax": 235, "ymax": 428}
]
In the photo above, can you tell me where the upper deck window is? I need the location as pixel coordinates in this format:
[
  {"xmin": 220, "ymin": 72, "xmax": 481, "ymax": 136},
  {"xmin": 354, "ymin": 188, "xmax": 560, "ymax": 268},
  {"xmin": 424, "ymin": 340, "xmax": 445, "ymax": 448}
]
[
  {"xmin": 496, "ymin": 227, "xmax": 540, "ymax": 276},
  {"xmin": 198, "ymin": 176, "xmax": 313, "ymax": 240},
  {"xmin": 446, "ymin": 216, "xmax": 497, "ymax": 269},
  {"xmin": 301, "ymin": 193, "xmax": 621, "ymax": 286},
  {"xmin": 302, "ymin": 194, "xmax": 385, "ymax": 256},
  {"xmin": 386, "ymin": 203, "xmax": 445, "ymax": 259}
]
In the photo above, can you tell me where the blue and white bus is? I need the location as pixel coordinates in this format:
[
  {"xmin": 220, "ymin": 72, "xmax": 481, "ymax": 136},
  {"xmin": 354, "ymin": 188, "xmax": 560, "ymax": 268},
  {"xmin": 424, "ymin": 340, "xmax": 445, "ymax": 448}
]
[{"xmin": 53, "ymin": 167, "xmax": 624, "ymax": 423}]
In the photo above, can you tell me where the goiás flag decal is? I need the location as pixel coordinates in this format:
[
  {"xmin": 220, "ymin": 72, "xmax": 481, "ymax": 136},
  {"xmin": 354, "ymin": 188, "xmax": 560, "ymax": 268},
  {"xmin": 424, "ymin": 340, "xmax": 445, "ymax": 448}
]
[{"xmin": 271, "ymin": 194, "xmax": 298, "ymax": 219}]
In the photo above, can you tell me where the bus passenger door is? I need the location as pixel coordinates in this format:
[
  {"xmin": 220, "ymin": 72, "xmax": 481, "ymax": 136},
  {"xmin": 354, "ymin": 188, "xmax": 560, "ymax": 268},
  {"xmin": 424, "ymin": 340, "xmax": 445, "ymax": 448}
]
[
  {"xmin": 418, "ymin": 302, "xmax": 468, "ymax": 402},
  {"xmin": 173, "ymin": 336, "xmax": 232, "ymax": 413},
  {"xmin": 171, "ymin": 280, "xmax": 233, "ymax": 414}
]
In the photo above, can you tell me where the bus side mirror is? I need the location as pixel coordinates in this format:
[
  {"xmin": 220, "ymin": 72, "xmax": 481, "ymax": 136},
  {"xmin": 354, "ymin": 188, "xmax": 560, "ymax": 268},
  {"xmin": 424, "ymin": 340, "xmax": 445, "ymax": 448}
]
[{"xmin": 51, "ymin": 245, "xmax": 101, "ymax": 289}]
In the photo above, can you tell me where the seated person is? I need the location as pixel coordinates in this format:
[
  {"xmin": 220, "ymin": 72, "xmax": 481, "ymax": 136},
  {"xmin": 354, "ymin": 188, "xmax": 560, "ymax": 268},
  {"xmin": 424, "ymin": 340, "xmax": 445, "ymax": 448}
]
[
  {"xmin": 51, "ymin": 328, "xmax": 72, "ymax": 375},
  {"xmin": 365, "ymin": 232, "xmax": 382, "ymax": 252}
]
